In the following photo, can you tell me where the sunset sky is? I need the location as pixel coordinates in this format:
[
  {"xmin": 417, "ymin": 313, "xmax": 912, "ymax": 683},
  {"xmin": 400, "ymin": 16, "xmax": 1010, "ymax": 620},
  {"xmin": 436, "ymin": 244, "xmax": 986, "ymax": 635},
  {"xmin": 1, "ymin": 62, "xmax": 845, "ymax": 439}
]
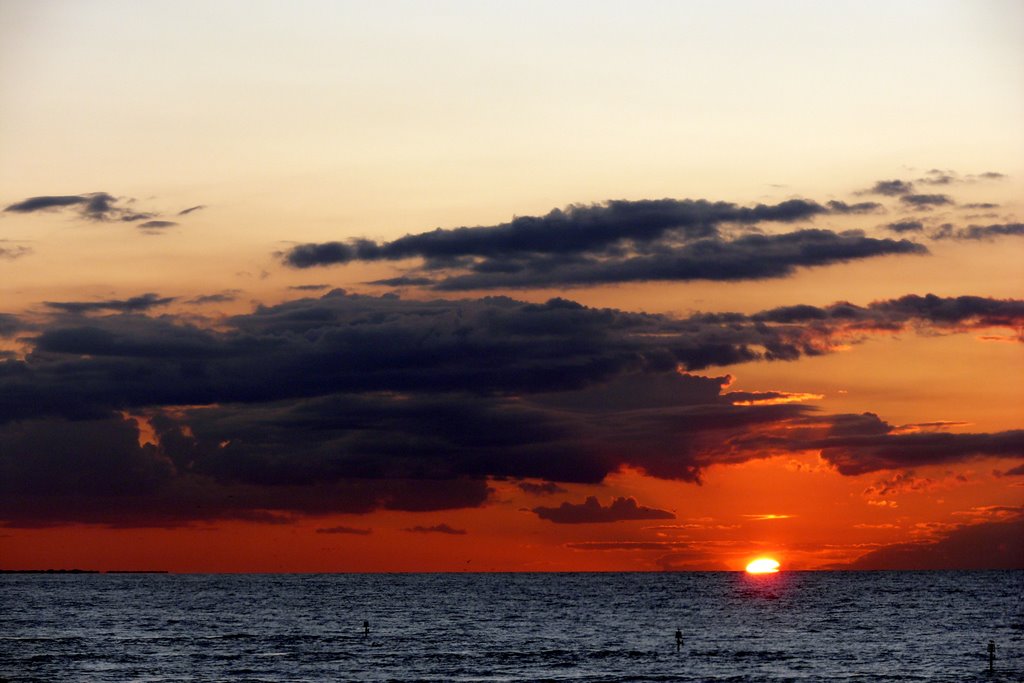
[{"xmin": 1, "ymin": 0, "xmax": 1022, "ymax": 572}]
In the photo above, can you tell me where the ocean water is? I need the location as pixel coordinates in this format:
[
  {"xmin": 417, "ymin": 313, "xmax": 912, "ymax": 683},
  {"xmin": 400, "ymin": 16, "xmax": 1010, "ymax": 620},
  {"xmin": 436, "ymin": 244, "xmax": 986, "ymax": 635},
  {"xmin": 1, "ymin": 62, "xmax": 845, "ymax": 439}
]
[{"xmin": 2, "ymin": 571, "xmax": 1022, "ymax": 682}]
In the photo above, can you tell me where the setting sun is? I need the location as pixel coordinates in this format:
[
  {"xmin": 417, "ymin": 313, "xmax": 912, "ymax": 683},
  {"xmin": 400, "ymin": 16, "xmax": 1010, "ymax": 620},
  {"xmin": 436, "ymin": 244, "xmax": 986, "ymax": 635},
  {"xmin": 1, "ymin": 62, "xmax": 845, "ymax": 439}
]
[{"xmin": 745, "ymin": 558, "xmax": 781, "ymax": 574}]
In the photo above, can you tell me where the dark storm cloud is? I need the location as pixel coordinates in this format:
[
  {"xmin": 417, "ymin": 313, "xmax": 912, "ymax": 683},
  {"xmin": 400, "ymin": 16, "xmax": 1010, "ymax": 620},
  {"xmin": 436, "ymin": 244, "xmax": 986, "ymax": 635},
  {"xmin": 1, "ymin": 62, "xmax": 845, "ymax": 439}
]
[
  {"xmin": 43, "ymin": 293, "xmax": 176, "ymax": 314},
  {"xmin": 0, "ymin": 358, "xmax": 804, "ymax": 524},
  {"xmin": 899, "ymin": 193, "xmax": 953, "ymax": 208},
  {"xmin": 533, "ymin": 496, "xmax": 674, "ymax": 524},
  {"xmin": 0, "ymin": 293, "xmax": 688, "ymax": 424},
  {"xmin": 0, "ymin": 412, "xmax": 492, "ymax": 527},
  {"xmin": 843, "ymin": 516, "xmax": 1024, "ymax": 569},
  {"xmin": 404, "ymin": 523, "xmax": 466, "ymax": 535},
  {"xmin": 31, "ymin": 319, "xmax": 223, "ymax": 361},
  {"xmin": 0, "ymin": 401, "xmax": 1013, "ymax": 528},
  {"xmin": 0, "ymin": 298, "xmax": 740, "ymax": 426},
  {"xmin": 153, "ymin": 392, "xmax": 610, "ymax": 486},
  {"xmin": 4, "ymin": 291, "xmax": 1020, "ymax": 427},
  {"xmin": 316, "ymin": 526, "xmax": 372, "ymax": 535},
  {"xmin": 1, "ymin": 290, "xmax": 1021, "ymax": 526},
  {"xmin": 0, "ymin": 415, "xmax": 172, "ymax": 499},
  {"xmin": 885, "ymin": 220, "xmax": 923, "ymax": 233},
  {"xmin": 862, "ymin": 180, "xmax": 914, "ymax": 196}
]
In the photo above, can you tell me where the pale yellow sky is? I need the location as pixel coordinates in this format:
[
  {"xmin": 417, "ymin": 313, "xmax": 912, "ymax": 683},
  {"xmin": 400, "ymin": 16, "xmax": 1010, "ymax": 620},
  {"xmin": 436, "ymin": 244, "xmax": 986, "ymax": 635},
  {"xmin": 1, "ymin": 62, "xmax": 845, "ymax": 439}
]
[
  {"xmin": 2, "ymin": 2, "xmax": 1022, "ymax": 308},
  {"xmin": 2, "ymin": 1, "xmax": 1023, "ymax": 222}
]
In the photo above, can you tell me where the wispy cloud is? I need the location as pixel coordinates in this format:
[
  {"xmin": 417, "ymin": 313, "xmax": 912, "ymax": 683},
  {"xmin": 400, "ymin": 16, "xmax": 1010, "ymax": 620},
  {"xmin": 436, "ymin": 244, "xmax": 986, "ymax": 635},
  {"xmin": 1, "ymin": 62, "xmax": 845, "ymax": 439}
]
[
  {"xmin": 900, "ymin": 193, "xmax": 954, "ymax": 208},
  {"xmin": 43, "ymin": 293, "xmax": 176, "ymax": 314},
  {"xmin": 4, "ymin": 192, "xmax": 202, "ymax": 232},
  {"xmin": 934, "ymin": 223, "xmax": 1024, "ymax": 241},
  {"xmin": 138, "ymin": 220, "xmax": 178, "ymax": 233},
  {"xmin": 5, "ymin": 192, "xmax": 151, "ymax": 222},
  {"xmin": 404, "ymin": 524, "xmax": 467, "ymax": 535},
  {"xmin": 861, "ymin": 179, "xmax": 915, "ymax": 196},
  {"xmin": 316, "ymin": 525, "xmax": 372, "ymax": 535},
  {"xmin": 0, "ymin": 242, "xmax": 32, "ymax": 260},
  {"xmin": 188, "ymin": 291, "xmax": 241, "ymax": 305},
  {"xmin": 566, "ymin": 541, "xmax": 691, "ymax": 551},
  {"xmin": 533, "ymin": 496, "xmax": 674, "ymax": 524}
]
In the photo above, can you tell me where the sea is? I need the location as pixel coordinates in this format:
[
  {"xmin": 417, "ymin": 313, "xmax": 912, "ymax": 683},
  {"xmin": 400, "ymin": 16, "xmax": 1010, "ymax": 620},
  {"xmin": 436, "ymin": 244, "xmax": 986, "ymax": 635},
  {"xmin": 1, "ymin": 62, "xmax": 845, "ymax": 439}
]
[{"xmin": 2, "ymin": 571, "xmax": 1022, "ymax": 682}]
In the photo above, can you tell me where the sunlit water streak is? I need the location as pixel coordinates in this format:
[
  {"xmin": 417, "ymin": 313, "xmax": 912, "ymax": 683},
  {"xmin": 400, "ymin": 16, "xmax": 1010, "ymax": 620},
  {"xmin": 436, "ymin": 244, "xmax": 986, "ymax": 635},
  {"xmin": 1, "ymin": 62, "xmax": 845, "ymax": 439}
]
[{"xmin": 2, "ymin": 571, "xmax": 1022, "ymax": 681}]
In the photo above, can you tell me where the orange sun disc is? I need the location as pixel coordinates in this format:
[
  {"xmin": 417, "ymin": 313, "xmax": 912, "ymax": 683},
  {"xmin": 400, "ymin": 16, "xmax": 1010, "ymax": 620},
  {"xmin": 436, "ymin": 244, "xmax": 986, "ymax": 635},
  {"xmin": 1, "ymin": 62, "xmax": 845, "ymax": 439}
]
[{"xmin": 745, "ymin": 558, "xmax": 781, "ymax": 574}]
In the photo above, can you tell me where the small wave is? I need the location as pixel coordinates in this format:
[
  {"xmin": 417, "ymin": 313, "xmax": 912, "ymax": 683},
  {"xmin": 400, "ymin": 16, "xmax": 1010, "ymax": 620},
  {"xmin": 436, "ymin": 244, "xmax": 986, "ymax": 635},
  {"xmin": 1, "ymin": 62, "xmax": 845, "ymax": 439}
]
[
  {"xmin": 588, "ymin": 649, "xmax": 651, "ymax": 660},
  {"xmin": 691, "ymin": 648, "xmax": 795, "ymax": 662},
  {"xmin": 197, "ymin": 632, "xmax": 256, "ymax": 640}
]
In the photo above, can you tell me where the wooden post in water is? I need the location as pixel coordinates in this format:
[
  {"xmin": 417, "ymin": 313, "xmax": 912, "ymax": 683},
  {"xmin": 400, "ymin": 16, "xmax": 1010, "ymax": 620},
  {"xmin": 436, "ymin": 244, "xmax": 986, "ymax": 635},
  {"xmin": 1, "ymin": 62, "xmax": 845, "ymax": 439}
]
[{"xmin": 988, "ymin": 640, "xmax": 995, "ymax": 672}]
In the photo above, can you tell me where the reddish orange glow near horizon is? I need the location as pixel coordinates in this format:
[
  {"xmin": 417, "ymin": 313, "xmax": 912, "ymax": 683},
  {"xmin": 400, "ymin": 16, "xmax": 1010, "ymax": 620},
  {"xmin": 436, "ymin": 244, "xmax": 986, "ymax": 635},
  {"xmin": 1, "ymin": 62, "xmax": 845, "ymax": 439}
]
[{"xmin": 1, "ymin": 2, "xmax": 1023, "ymax": 573}]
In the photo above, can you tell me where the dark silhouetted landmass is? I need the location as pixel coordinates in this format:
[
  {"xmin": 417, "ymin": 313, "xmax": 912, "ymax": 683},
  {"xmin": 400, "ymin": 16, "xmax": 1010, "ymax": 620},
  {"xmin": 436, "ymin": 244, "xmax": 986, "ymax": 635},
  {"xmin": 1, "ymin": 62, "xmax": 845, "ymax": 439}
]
[
  {"xmin": 0, "ymin": 569, "xmax": 168, "ymax": 574},
  {"xmin": 0, "ymin": 569, "xmax": 99, "ymax": 574}
]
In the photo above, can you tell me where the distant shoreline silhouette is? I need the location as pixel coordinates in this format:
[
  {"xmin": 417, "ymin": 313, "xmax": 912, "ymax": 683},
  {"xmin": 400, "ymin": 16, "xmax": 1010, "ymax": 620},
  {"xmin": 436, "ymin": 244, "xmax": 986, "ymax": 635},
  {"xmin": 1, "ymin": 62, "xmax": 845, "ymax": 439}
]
[{"xmin": 0, "ymin": 569, "xmax": 168, "ymax": 574}]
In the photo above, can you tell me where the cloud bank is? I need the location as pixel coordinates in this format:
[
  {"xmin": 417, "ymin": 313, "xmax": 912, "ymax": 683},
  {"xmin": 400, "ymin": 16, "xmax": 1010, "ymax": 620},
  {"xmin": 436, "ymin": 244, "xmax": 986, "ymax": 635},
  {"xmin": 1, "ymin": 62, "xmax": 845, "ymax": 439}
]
[{"xmin": 0, "ymin": 290, "xmax": 1021, "ymax": 527}]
